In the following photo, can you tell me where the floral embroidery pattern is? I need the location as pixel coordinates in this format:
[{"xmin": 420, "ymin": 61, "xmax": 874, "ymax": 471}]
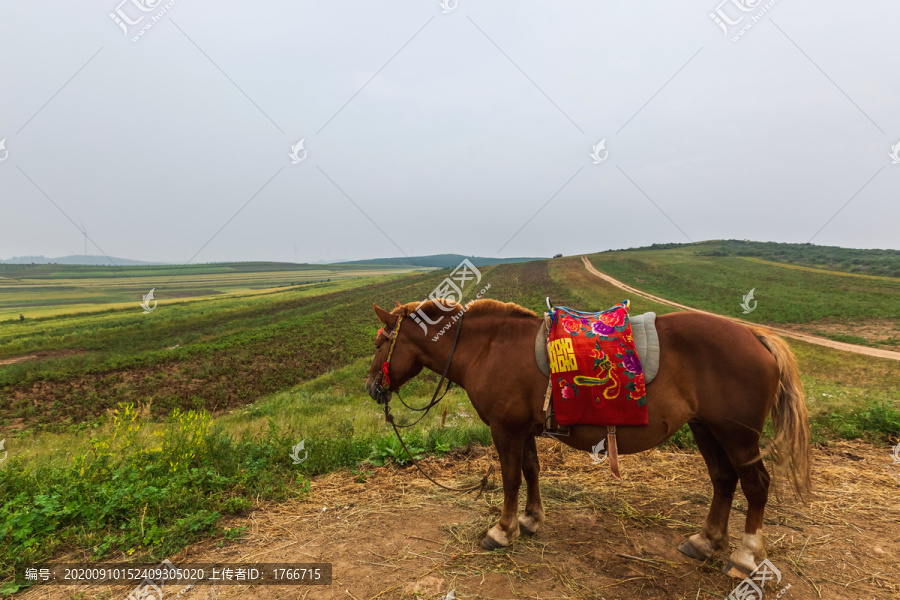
[{"xmin": 548, "ymin": 301, "xmax": 649, "ymax": 427}]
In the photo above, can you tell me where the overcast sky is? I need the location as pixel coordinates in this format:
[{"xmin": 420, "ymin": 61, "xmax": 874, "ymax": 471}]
[{"xmin": 1, "ymin": 1, "xmax": 898, "ymax": 264}]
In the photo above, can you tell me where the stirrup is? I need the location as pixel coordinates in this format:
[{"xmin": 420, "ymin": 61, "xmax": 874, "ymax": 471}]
[
  {"xmin": 543, "ymin": 425, "xmax": 571, "ymax": 438},
  {"xmin": 542, "ymin": 406, "xmax": 570, "ymax": 437}
]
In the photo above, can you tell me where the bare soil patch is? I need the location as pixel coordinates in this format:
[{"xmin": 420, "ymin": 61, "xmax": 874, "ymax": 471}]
[
  {"xmin": 0, "ymin": 349, "xmax": 84, "ymax": 367},
  {"xmin": 28, "ymin": 439, "xmax": 900, "ymax": 600}
]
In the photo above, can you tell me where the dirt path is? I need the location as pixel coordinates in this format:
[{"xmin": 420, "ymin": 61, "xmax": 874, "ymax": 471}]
[
  {"xmin": 29, "ymin": 440, "xmax": 899, "ymax": 600},
  {"xmin": 581, "ymin": 256, "xmax": 900, "ymax": 361},
  {"xmin": 0, "ymin": 355, "xmax": 37, "ymax": 366},
  {"xmin": 0, "ymin": 349, "xmax": 84, "ymax": 367}
]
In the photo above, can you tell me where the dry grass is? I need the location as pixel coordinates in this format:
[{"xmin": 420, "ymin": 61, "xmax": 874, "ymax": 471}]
[{"xmin": 22, "ymin": 439, "xmax": 900, "ymax": 600}]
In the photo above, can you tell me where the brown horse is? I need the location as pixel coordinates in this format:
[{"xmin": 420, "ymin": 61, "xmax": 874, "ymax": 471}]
[{"xmin": 365, "ymin": 298, "xmax": 811, "ymax": 578}]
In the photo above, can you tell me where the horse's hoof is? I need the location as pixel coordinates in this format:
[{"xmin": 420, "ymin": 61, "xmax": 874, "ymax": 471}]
[
  {"xmin": 722, "ymin": 560, "xmax": 754, "ymax": 579},
  {"xmin": 517, "ymin": 515, "xmax": 539, "ymax": 536},
  {"xmin": 481, "ymin": 535, "xmax": 505, "ymax": 551},
  {"xmin": 678, "ymin": 539, "xmax": 709, "ymax": 561},
  {"xmin": 678, "ymin": 533, "xmax": 724, "ymax": 562}
]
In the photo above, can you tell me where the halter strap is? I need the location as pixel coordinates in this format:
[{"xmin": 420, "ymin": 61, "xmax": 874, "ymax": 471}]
[{"xmin": 380, "ymin": 315, "xmax": 404, "ymax": 388}]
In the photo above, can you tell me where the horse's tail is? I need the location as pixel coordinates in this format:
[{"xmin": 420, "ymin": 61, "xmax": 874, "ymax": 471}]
[{"xmin": 749, "ymin": 327, "xmax": 812, "ymax": 500}]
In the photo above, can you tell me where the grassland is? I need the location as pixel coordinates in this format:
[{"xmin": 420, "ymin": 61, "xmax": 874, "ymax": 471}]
[
  {"xmin": 585, "ymin": 244, "xmax": 900, "ymax": 352},
  {"xmin": 0, "ymin": 262, "xmax": 422, "ymax": 319},
  {"xmin": 1, "ymin": 249, "xmax": 898, "ymax": 590},
  {"xmin": 637, "ymin": 239, "xmax": 900, "ymax": 277},
  {"xmin": 0, "ymin": 270, "xmax": 448, "ymax": 427},
  {"xmin": 548, "ymin": 257, "xmax": 899, "ymax": 437},
  {"xmin": 2, "ymin": 254, "xmax": 897, "ymax": 439}
]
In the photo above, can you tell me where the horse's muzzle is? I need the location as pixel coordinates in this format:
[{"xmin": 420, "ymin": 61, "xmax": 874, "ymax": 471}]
[{"xmin": 365, "ymin": 376, "xmax": 392, "ymax": 405}]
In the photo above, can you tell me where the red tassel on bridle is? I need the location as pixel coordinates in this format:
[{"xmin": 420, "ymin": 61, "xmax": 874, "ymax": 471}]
[{"xmin": 381, "ymin": 360, "xmax": 391, "ymax": 387}]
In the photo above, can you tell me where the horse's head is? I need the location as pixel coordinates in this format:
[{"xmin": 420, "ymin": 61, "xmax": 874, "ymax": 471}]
[{"xmin": 365, "ymin": 302, "xmax": 423, "ymax": 404}]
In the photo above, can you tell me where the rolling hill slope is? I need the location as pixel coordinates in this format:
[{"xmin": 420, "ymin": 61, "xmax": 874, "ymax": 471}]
[{"xmin": 1, "ymin": 250, "xmax": 897, "ymax": 431}]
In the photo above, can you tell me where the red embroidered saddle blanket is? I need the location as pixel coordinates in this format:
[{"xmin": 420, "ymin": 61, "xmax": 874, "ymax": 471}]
[{"xmin": 548, "ymin": 300, "xmax": 649, "ymax": 427}]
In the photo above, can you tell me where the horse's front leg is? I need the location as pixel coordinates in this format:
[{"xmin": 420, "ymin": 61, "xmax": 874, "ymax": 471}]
[
  {"xmin": 518, "ymin": 434, "xmax": 545, "ymax": 536},
  {"xmin": 482, "ymin": 425, "xmax": 525, "ymax": 550}
]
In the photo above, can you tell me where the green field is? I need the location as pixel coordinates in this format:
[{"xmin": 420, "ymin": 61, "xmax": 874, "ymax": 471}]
[
  {"xmin": 631, "ymin": 240, "xmax": 900, "ymax": 277},
  {"xmin": 0, "ymin": 262, "xmax": 423, "ymax": 319},
  {"xmin": 585, "ymin": 243, "xmax": 900, "ymax": 349},
  {"xmin": 1, "ymin": 244, "xmax": 898, "ymax": 591}
]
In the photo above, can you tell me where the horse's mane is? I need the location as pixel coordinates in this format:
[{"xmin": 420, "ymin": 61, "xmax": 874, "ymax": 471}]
[{"xmin": 393, "ymin": 298, "xmax": 537, "ymax": 319}]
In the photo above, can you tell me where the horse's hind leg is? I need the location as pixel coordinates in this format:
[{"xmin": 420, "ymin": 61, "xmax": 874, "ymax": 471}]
[
  {"xmin": 482, "ymin": 425, "xmax": 525, "ymax": 550},
  {"xmin": 678, "ymin": 421, "xmax": 738, "ymax": 561},
  {"xmin": 518, "ymin": 434, "xmax": 545, "ymax": 536},
  {"xmin": 721, "ymin": 441, "xmax": 771, "ymax": 578}
]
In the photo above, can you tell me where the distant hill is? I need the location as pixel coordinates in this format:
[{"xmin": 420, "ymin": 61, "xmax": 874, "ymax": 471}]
[
  {"xmin": 608, "ymin": 240, "xmax": 900, "ymax": 278},
  {"xmin": 3, "ymin": 254, "xmax": 543, "ymax": 268},
  {"xmin": 0, "ymin": 255, "xmax": 163, "ymax": 266},
  {"xmin": 335, "ymin": 254, "xmax": 543, "ymax": 268}
]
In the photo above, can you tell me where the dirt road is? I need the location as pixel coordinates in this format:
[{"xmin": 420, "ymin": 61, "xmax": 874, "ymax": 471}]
[{"xmin": 581, "ymin": 256, "xmax": 900, "ymax": 361}]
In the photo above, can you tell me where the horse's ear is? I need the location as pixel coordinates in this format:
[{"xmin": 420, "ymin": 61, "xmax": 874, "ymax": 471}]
[
  {"xmin": 394, "ymin": 301, "xmax": 402, "ymax": 309},
  {"xmin": 373, "ymin": 303, "xmax": 398, "ymax": 327}
]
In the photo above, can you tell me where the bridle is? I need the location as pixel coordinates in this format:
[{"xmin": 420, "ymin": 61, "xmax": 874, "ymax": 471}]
[
  {"xmin": 372, "ymin": 315, "xmax": 405, "ymax": 403},
  {"xmin": 370, "ymin": 308, "xmax": 493, "ymax": 496},
  {"xmin": 373, "ymin": 311, "xmax": 466, "ymax": 426}
]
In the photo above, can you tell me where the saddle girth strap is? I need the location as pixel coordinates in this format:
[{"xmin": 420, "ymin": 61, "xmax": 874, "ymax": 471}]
[
  {"xmin": 607, "ymin": 426, "xmax": 622, "ymax": 480},
  {"xmin": 542, "ymin": 313, "xmax": 553, "ymax": 414}
]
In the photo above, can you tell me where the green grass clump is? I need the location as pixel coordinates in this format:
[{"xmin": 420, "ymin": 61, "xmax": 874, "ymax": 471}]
[
  {"xmin": 0, "ymin": 404, "xmax": 310, "ymax": 587},
  {"xmin": 0, "ymin": 355, "xmax": 494, "ymax": 589},
  {"xmin": 661, "ymin": 424, "xmax": 697, "ymax": 449},
  {"xmin": 366, "ymin": 425, "xmax": 493, "ymax": 466},
  {"xmin": 812, "ymin": 401, "xmax": 900, "ymax": 442},
  {"xmin": 663, "ymin": 400, "xmax": 900, "ymax": 452}
]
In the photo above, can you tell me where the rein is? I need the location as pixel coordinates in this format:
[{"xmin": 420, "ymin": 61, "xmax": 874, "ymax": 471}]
[
  {"xmin": 393, "ymin": 310, "xmax": 463, "ymax": 423},
  {"xmin": 377, "ymin": 309, "xmax": 494, "ymax": 497}
]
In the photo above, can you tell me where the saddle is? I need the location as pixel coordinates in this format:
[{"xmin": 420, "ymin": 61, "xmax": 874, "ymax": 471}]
[
  {"xmin": 534, "ymin": 308, "xmax": 660, "ymax": 478},
  {"xmin": 535, "ymin": 311, "xmax": 660, "ymax": 382}
]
